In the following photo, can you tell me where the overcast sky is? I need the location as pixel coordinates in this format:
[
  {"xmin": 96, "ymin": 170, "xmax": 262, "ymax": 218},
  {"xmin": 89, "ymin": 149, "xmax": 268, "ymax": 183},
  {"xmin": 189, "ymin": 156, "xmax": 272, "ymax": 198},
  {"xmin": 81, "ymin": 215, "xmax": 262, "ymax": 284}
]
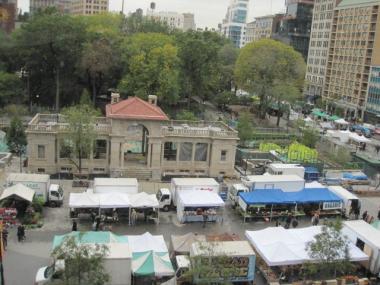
[{"xmin": 18, "ymin": 0, "xmax": 286, "ymax": 28}]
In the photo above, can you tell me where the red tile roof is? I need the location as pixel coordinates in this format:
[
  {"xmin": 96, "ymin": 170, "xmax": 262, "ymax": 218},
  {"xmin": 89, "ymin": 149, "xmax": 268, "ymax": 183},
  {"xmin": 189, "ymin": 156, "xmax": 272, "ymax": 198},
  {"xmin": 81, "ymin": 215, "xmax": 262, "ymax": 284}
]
[{"xmin": 105, "ymin": 97, "xmax": 169, "ymax": 121}]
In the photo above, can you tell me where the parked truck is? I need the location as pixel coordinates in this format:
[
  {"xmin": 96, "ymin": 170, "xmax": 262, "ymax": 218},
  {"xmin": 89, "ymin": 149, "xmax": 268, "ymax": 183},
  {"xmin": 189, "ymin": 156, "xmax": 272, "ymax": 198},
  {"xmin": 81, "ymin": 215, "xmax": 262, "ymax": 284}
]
[
  {"xmin": 328, "ymin": 185, "xmax": 361, "ymax": 218},
  {"xmin": 93, "ymin": 178, "xmax": 138, "ymax": 194},
  {"xmin": 242, "ymin": 174, "xmax": 305, "ymax": 192},
  {"xmin": 7, "ymin": 173, "xmax": 63, "ymax": 207},
  {"xmin": 228, "ymin": 184, "xmax": 249, "ymax": 208},
  {"xmin": 266, "ymin": 163, "xmax": 305, "ymax": 179},
  {"xmin": 156, "ymin": 178, "xmax": 220, "ymax": 210}
]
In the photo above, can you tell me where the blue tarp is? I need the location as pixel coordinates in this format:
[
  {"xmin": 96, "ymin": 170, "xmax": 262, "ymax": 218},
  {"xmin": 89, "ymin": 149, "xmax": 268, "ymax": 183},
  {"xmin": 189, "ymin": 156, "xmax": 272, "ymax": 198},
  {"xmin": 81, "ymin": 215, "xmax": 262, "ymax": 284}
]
[
  {"xmin": 342, "ymin": 172, "xmax": 368, "ymax": 181},
  {"xmin": 239, "ymin": 188, "xmax": 342, "ymax": 205}
]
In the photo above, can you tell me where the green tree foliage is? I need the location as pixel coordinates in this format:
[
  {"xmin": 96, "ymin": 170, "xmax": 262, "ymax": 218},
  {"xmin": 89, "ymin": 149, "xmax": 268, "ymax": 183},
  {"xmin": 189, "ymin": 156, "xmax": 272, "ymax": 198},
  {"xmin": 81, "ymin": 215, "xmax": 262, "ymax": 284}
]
[
  {"xmin": 123, "ymin": 12, "xmax": 171, "ymax": 35},
  {"xmin": 305, "ymin": 219, "xmax": 354, "ymax": 279},
  {"xmin": 217, "ymin": 43, "xmax": 239, "ymax": 93},
  {"xmin": 235, "ymin": 39, "xmax": 306, "ymax": 119},
  {"xmin": 176, "ymin": 31, "xmax": 226, "ymax": 104},
  {"xmin": 119, "ymin": 33, "xmax": 179, "ymax": 104},
  {"xmin": 176, "ymin": 110, "xmax": 197, "ymax": 121},
  {"xmin": 52, "ymin": 236, "xmax": 109, "ymax": 285},
  {"xmin": 0, "ymin": 71, "xmax": 24, "ymax": 105},
  {"xmin": 62, "ymin": 104, "xmax": 100, "ymax": 173},
  {"xmin": 6, "ymin": 116, "xmax": 27, "ymax": 154},
  {"xmin": 301, "ymin": 128, "xmax": 320, "ymax": 148},
  {"xmin": 237, "ymin": 112, "xmax": 254, "ymax": 145},
  {"xmin": 12, "ymin": 9, "xmax": 87, "ymax": 107}
]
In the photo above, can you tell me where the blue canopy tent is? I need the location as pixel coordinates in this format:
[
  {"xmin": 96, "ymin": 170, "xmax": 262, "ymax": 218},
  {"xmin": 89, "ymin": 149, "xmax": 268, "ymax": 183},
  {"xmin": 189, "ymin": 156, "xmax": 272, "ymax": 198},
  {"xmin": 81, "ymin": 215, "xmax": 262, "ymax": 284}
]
[{"xmin": 239, "ymin": 188, "xmax": 342, "ymax": 221}]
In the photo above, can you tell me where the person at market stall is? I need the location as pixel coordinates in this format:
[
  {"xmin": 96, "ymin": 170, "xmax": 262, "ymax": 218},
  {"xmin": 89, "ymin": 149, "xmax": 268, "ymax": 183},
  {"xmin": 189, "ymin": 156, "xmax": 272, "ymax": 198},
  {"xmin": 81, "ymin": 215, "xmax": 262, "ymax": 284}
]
[
  {"xmin": 72, "ymin": 220, "xmax": 77, "ymax": 231},
  {"xmin": 292, "ymin": 217, "xmax": 298, "ymax": 228},
  {"xmin": 362, "ymin": 210, "xmax": 368, "ymax": 221},
  {"xmin": 285, "ymin": 214, "xmax": 292, "ymax": 229},
  {"xmin": 202, "ymin": 210, "xmax": 208, "ymax": 228},
  {"xmin": 2, "ymin": 226, "xmax": 8, "ymax": 249},
  {"xmin": 377, "ymin": 208, "xmax": 380, "ymax": 220},
  {"xmin": 131, "ymin": 209, "xmax": 137, "ymax": 225},
  {"xmin": 17, "ymin": 224, "xmax": 25, "ymax": 242}
]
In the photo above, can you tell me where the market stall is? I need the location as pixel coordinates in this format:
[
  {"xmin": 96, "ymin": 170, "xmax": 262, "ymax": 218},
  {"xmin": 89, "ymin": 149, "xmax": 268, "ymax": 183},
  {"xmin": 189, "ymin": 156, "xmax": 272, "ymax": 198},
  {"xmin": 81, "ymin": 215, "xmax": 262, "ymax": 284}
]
[
  {"xmin": 171, "ymin": 233, "xmax": 206, "ymax": 255},
  {"xmin": 237, "ymin": 188, "xmax": 343, "ymax": 222},
  {"xmin": 0, "ymin": 184, "xmax": 35, "ymax": 220},
  {"xmin": 246, "ymin": 227, "xmax": 368, "ymax": 283},
  {"xmin": 128, "ymin": 232, "xmax": 174, "ymax": 283},
  {"xmin": 128, "ymin": 192, "xmax": 159, "ymax": 225},
  {"xmin": 176, "ymin": 190, "xmax": 225, "ymax": 223}
]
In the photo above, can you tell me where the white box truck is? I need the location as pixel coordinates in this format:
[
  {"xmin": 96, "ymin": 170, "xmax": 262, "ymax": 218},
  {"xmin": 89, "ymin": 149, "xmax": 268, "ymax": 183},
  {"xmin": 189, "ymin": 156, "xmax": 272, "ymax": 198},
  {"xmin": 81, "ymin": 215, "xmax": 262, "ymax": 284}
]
[
  {"xmin": 7, "ymin": 173, "xmax": 63, "ymax": 207},
  {"xmin": 267, "ymin": 163, "xmax": 305, "ymax": 179},
  {"xmin": 93, "ymin": 178, "xmax": 138, "ymax": 194},
  {"xmin": 328, "ymin": 185, "xmax": 361, "ymax": 218},
  {"xmin": 170, "ymin": 178, "xmax": 220, "ymax": 206},
  {"xmin": 242, "ymin": 175, "xmax": 305, "ymax": 192}
]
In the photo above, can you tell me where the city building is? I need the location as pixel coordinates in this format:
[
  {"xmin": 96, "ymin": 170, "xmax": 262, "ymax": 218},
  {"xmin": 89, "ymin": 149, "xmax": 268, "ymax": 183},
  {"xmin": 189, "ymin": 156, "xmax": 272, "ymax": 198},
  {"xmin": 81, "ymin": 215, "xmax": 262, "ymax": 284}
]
[
  {"xmin": 29, "ymin": 0, "xmax": 70, "ymax": 14},
  {"xmin": 323, "ymin": 0, "xmax": 380, "ymax": 120},
  {"xmin": 245, "ymin": 20, "xmax": 256, "ymax": 44},
  {"xmin": 273, "ymin": 0, "xmax": 314, "ymax": 59},
  {"xmin": 70, "ymin": 0, "xmax": 108, "ymax": 15},
  {"xmin": 0, "ymin": 0, "xmax": 17, "ymax": 33},
  {"xmin": 26, "ymin": 95, "xmax": 238, "ymax": 180},
  {"xmin": 146, "ymin": 10, "xmax": 195, "ymax": 31},
  {"xmin": 366, "ymin": 66, "xmax": 380, "ymax": 120},
  {"xmin": 221, "ymin": 0, "xmax": 250, "ymax": 48},
  {"xmin": 304, "ymin": 0, "xmax": 342, "ymax": 102}
]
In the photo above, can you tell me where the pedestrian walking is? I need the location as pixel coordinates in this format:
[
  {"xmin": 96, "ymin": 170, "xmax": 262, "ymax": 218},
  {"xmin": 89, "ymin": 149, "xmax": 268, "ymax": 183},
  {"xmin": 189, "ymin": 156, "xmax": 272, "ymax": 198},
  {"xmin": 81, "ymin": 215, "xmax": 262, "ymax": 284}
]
[
  {"xmin": 292, "ymin": 217, "xmax": 298, "ymax": 228},
  {"xmin": 202, "ymin": 211, "xmax": 208, "ymax": 228},
  {"xmin": 131, "ymin": 209, "xmax": 137, "ymax": 226},
  {"xmin": 2, "ymin": 227, "xmax": 8, "ymax": 250},
  {"xmin": 17, "ymin": 224, "xmax": 25, "ymax": 242},
  {"xmin": 377, "ymin": 208, "xmax": 380, "ymax": 220},
  {"xmin": 72, "ymin": 220, "xmax": 77, "ymax": 231},
  {"xmin": 285, "ymin": 214, "xmax": 292, "ymax": 229},
  {"xmin": 362, "ymin": 210, "xmax": 368, "ymax": 221},
  {"xmin": 90, "ymin": 211, "xmax": 96, "ymax": 223}
]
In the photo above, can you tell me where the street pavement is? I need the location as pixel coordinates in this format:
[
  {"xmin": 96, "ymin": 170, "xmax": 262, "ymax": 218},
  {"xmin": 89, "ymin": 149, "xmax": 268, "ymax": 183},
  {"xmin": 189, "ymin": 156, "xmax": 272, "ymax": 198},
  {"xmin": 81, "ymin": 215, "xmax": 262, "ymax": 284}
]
[{"xmin": 2, "ymin": 159, "xmax": 380, "ymax": 284}]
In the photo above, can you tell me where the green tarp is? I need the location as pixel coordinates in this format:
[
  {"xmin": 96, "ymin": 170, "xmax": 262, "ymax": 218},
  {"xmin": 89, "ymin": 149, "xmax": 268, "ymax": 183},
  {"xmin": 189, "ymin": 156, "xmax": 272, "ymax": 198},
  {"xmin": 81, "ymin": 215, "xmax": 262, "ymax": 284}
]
[
  {"xmin": 52, "ymin": 231, "xmax": 128, "ymax": 249},
  {"xmin": 132, "ymin": 251, "xmax": 174, "ymax": 277}
]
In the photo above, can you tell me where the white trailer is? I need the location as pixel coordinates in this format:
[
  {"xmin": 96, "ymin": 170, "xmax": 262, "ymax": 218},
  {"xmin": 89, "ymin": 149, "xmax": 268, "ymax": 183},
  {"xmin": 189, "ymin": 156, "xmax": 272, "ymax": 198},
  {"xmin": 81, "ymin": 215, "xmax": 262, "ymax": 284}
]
[
  {"xmin": 6, "ymin": 173, "xmax": 63, "ymax": 207},
  {"xmin": 267, "ymin": 163, "xmax": 305, "ymax": 179},
  {"xmin": 170, "ymin": 178, "xmax": 219, "ymax": 206},
  {"xmin": 343, "ymin": 220, "xmax": 380, "ymax": 275},
  {"xmin": 242, "ymin": 175, "xmax": 305, "ymax": 192},
  {"xmin": 93, "ymin": 178, "xmax": 138, "ymax": 194},
  {"xmin": 328, "ymin": 186, "xmax": 360, "ymax": 217}
]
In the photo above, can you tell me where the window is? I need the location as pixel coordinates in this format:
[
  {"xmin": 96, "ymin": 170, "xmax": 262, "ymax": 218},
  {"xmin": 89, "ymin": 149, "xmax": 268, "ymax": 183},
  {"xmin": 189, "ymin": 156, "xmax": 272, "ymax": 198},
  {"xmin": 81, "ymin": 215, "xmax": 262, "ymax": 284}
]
[
  {"xmin": 194, "ymin": 143, "xmax": 208, "ymax": 161},
  {"xmin": 179, "ymin": 142, "xmax": 193, "ymax": 161},
  {"xmin": 37, "ymin": 145, "xmax": 45, "ymax": 159},
  {"xmin": 163, "ymin": 142, "xmax": 177, "ymax": 161},
  {"xmin": 220, "ymin": 150, "xmax": 227, "ymax": 161},
  {"xmin": 93, "ymin": 140, "xmax": 107, "ymax": 159},
  {"xmin": 37, "ymin": 168, "xmax": 45, "ymax": 173}
]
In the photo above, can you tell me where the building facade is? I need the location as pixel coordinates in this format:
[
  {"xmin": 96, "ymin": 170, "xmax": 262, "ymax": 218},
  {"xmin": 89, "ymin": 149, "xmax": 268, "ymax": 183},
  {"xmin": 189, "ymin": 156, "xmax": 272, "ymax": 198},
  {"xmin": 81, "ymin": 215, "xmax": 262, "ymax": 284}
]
[
  {"xmin": 245, "ymin": 20, "xmax": 256, "ymax": 44},
  {"xmin": 30, "ymin": 0, "xmax": 70, "ymax": 14},
  {"xmin": 221, "ymin": 0, "xmax": 250, "ymax": 48},
  {"xmin": 146, "ymin": 10, "xmax": 195, "ymax": 31},
  {"xmin": 26, "ymin": 95, "xmax": 238, "ymax": 180},
  {"xmin": 70, "ymin": 0, "xmax": 108, "ymax": 15},
  {"xmin": 366, "ymin": 66, "xmax": 380, "ymax": 119},
  {"xmin": 0, "ymin": 0, "xmax": 17, "ymax": 33},
  {"xmin": 304, "ymin": 0, "xmax": 341, "ymax": 102},
  {"xmin": 274, "ymin": 0, "xmax": 314, "ymax": 59},
  {"xmin": 323, "ymin": 0, "xmax": 380, "ymax": 120}
]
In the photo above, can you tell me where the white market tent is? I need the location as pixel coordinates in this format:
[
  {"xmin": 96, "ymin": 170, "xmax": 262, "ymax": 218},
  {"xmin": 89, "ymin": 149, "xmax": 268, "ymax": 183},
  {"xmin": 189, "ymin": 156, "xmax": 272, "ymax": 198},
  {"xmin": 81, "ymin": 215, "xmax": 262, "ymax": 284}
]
[
  {"xmin": 304, "ymin": 181, "xmax": 325, "ymax": 188},
  {"xmin": 335, "ymin": 118, "xmax": 349, "ymax": 125},
  {"xmin": 98, "ymin": 192, "xmax": 131, "ymax": 209},
  {"xmin": 129, "ymin": 192, "xmax": 159, "ymax": 208},
  {"xmin": 349, "ymin": 132, "xmax": 370, "ymax": 143},
  {"xmin": 0, "ymin": 183, "xmax": 35, "ymax": 203},
  {"xmin": 128, "ymin": 232, "xmax": 168, "ymax": 253},
  {"xmin": 171, "ymin": 233, "xmax": 206, "ymax": 255},
  {"xmin": 69, "ymin": 192, "xmax": 100, "ymax": 208},
  {"xmin": 94, "ymin": 178, "xmax": 138, "ymax": 194},
  {"xmin": 245, "ymin": 226, "xmax": 368, "ymax": 266}
]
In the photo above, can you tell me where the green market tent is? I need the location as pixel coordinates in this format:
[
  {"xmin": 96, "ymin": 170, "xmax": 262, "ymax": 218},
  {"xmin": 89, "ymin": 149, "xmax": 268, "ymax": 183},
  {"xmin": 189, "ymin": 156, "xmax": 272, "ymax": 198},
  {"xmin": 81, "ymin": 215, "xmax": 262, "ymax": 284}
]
[
  {"xmin": 52, "ymin": 231, "xmax": 128, "ymax": 249},
  {"xmin": 329, "ymin": 115, "xmax": 341, "ymax": 121},
  {"xmin": 312, "ymin": 109, "xmax": 329, "ymax": 119},
  {"xmin": 132, "ymin": 251, "xmax": 174, "ymax": 277}
]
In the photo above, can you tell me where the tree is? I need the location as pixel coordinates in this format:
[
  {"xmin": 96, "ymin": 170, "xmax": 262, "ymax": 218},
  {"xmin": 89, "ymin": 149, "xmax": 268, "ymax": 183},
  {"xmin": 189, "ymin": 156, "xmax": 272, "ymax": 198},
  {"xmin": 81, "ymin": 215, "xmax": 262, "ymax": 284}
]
[
  {"xmin": 118, "ymin": 33, "xmax": 179, "ymax": 104},
  {"xmin": 271, "ymin": 84, "xmax": 302, "ymax": 126},
  {"xmin": 0, "ymin": 71, "xmax": 24, "ymax": 105},
  {"xmin": 176, "ymin": 31, "xmax": 226, "ymax": 105},
  {"xmin": 235, "ymin": 39, "xmax": 306, "ymax": 119},
  {"xmin": 176, "ymin": 110, "xmax": 198, "ymax": 121},
  {"xmin": 305, "ymin": 219, "xmax": 353, "ymax": 280},
  {"xmin": 217, "ymin": 43, "xmax": 239, "ymax": 94},
  {"xmin": 123, "ymin": 12, "xmax": 171, "ymax": 35},
  {"xmin": 51, "ymin": 235, "xmax": 109, "ymax": 285},
  {"xmin": 237, "ymin": 112, "xmax": 254, "ymax": 145},
  {"xmin": 62, "ymin": 104, "xmax": 100, "ymax": 173},
  {"xmin": 6, "ymin": 116, "xmax": 27, "ymax": 154},
  {"xmin": 301, "ymin": 128, "xmax": 320, "ymax": 148}
]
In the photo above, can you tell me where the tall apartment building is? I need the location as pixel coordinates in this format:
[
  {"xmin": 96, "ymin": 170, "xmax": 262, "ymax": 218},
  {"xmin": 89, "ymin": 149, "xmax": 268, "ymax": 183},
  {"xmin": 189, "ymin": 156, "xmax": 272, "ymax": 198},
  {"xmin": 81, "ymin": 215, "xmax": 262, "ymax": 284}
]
[
  {"xmin": 0, "ymin": 0, "xmax": 17, "ymax": 33},
  {"xmin": 367, "ymin": 66, "xmax": 380, "ymax": 118},
  {"xmin": 70, "ymin": 0, "xmax": 108, "ymax": 15},
  {"xmin": 221, "ymin": 0, "xmax": 250, "ymax": 48},
  {"xmin": 146, "ymin": 10, "xmax": 195, "ymax": 31},
  {"xmin": 323, "ymin": 0, "xmax": 380, "ymax": 120},
  {"xmin": 304, "ymin": 0, "xmax": 342, "ymax": 102},
  {"xmin": 274, "ymin": 0, "xmax": 314, "ymax": 59}
]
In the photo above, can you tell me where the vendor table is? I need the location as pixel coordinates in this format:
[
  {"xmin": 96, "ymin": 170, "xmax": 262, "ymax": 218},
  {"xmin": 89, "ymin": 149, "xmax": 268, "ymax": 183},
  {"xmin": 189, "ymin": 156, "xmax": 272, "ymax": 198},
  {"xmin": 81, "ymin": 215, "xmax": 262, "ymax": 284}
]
[
  {"xmin": 182, "ymin": 214, "xmax": 218, "ymax": 223},
  {"xmin": 239, "ymin": 209, "xmax": 305, "ymax": 223}
]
